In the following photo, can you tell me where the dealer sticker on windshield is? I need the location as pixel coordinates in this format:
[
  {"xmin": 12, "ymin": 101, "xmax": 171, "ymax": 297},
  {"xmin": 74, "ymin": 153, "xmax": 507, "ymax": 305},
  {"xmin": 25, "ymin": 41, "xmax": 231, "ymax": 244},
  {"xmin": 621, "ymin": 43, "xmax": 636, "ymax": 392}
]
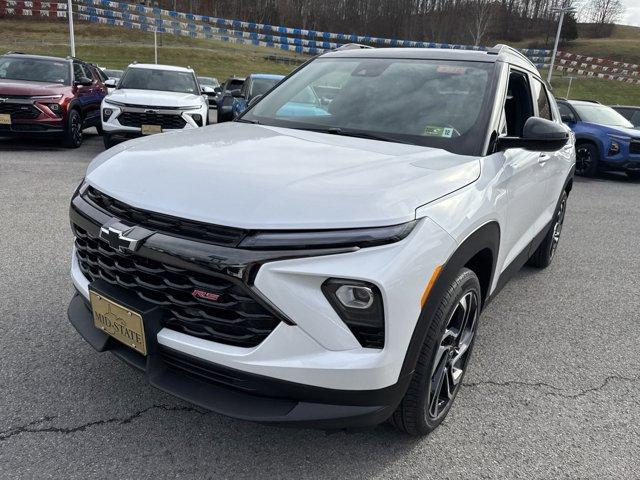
[{"xmin": 424, "ymin": 125, "xmax": 454, "ymax": 138}]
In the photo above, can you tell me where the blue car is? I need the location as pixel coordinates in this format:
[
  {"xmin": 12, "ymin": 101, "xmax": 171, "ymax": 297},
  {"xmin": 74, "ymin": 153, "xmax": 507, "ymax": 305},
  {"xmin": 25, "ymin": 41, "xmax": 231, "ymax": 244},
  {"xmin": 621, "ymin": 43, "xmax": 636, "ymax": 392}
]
[
  {"xmin": 557, "ymin": 99, "xmax": 640, "ymax": 178},
  {"xmin": 232, "ymin": 73, "xmax": 284, "ymax": 119}
]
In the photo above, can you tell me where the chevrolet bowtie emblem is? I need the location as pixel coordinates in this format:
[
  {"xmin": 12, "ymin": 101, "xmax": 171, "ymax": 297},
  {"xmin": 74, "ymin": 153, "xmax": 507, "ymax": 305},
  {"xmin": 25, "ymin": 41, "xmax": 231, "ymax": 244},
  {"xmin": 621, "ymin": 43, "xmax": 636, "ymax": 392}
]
[{"xmin": 99, "ymin": 221, "xmax": 153, "ymax": 254}]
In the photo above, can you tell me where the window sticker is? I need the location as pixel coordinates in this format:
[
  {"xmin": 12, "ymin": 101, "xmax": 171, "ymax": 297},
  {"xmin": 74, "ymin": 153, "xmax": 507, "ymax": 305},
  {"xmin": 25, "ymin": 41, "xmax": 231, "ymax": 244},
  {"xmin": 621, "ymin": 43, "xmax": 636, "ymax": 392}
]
[{"xmin": 424, "ymin": 126, "xmax": 454, "ymax": 138}]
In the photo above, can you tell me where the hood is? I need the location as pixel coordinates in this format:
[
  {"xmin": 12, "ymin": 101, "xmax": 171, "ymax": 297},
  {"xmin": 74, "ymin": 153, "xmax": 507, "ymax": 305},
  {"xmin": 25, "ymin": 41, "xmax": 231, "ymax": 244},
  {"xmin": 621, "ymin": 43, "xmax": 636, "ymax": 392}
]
[
  {"xmin": 106, "ymin": 89, "xmax": 203, "ymax": 107},
  {"xmin": 86, "ymin": 123, "xmax": 480, "ymax": 229},
  {"xmin": 0, "ymin": 79, "xmax": 68, "ymax": 96}
]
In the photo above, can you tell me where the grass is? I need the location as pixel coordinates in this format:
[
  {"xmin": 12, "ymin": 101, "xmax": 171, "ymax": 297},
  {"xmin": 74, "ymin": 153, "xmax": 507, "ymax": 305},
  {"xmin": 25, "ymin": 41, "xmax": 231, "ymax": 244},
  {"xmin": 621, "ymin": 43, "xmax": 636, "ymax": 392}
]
[
  {"xmin": 1, "ymin": 17, "xmax": 638, "ymax": 105},
  {"xmin": 0, "ymin": 18, "xmax": 302, "ymax": 78},
  {"xmin": 508, "ymin": 24, "xmax": 640, "ymax": 65},
  {"xmin": 550, "ymin": 75, "xmax": 640, "ymax": 105}
]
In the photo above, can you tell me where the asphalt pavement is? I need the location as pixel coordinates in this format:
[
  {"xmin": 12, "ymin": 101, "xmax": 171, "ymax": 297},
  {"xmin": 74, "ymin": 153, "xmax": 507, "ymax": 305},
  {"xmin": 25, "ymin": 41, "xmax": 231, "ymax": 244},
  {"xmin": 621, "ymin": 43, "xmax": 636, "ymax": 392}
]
[{"xmin": 1, "ymin": 132, "xmax": 639, "ymax": 479}]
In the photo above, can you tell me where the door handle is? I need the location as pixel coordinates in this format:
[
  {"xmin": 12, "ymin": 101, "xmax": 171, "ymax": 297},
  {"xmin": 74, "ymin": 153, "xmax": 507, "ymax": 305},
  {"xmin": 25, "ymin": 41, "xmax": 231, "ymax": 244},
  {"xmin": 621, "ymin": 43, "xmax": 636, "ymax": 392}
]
[{"xmin": 538, "ymin": 153, "xmax": 551, "ymax": 164}]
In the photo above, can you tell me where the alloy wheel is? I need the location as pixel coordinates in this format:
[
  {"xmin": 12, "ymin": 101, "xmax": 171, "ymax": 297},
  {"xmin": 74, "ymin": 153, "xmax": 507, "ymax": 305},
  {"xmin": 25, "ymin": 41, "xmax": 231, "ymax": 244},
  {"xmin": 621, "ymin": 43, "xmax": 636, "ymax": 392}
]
[
  {"xmin": 427, "ymin": 290, "xmax": 479, "ymax": 420},
  {"xmin": 550, "ymin": 195, "xmax": 567, "ymax": 259},
  {"xmin": 71, "ymin": 115, "xmax": 82, "ymax": 146},
  {"xmin": 575, "ymin": 146, "xmax": 591, "ymax": 175}
]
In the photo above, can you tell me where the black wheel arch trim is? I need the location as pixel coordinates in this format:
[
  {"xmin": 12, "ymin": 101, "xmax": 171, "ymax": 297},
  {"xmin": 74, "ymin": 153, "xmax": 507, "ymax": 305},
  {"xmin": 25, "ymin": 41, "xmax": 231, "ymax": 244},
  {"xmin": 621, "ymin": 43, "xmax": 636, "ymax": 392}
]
[
  {"xmin": 575, "ymin": 134, "xmax": 603, "ymax": 158},
  {"xmin": 398, "ymin": 221, "xmax": 500, "ymax": 380}
]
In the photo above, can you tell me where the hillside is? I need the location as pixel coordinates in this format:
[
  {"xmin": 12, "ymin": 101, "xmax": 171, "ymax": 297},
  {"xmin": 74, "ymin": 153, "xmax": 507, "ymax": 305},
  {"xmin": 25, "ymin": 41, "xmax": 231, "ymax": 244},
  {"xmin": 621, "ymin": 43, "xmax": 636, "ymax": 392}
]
[{"xmin": 0, "ymin": 17, "xmax": 638, "ymax": 105}]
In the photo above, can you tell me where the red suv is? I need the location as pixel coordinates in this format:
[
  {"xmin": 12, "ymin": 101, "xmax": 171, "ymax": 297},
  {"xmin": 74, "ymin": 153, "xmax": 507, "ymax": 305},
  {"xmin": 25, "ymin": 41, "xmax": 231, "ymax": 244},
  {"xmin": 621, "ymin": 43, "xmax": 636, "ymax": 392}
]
[{"xmin": 0, "ymin": 53, "xmax": 107, "ymax": 147}]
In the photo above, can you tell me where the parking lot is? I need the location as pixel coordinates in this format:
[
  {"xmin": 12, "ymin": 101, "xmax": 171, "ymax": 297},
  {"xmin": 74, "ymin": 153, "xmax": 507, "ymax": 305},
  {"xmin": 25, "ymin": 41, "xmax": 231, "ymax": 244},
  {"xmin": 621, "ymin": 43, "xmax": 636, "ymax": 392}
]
[{"xmin": 1, "ymin": 132, "xmax": 639, "ymax": 479}]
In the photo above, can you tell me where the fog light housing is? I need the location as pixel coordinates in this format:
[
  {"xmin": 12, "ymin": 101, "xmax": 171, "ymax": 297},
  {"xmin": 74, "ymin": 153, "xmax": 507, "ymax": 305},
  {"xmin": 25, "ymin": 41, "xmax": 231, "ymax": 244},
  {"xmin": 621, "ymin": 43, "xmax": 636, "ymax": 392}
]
[
  {"xmin": 322, "ymin": 278, "xmax": 384, "ymax": 349},
  {"xmin": 102, "ymin": 108, "xmax": 114, "ymax": 122},
  {"xmin": 609, "ymin": 141, "xmax": 620, "ymax": 156},
  {"xmin": 47, "ymin": 103, "xmax": 61, "ymax": 115},
  {"xmin": 190, "ymin": 113, "xmax": 203, "ymax": 125}
]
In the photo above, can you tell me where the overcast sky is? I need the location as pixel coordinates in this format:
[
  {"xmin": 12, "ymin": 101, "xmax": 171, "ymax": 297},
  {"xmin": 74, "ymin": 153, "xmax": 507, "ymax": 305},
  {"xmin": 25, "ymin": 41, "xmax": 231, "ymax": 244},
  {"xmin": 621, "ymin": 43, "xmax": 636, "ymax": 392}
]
[{"xmin": 620, "ymin": 0, "xmax": 640, "ymax": 26}]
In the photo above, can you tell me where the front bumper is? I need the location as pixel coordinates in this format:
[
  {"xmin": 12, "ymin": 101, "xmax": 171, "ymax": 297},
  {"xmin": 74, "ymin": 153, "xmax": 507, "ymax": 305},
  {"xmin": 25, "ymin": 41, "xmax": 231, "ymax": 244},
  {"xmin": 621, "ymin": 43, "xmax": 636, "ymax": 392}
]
[
  {"xmin": 68, "ymin": 290, "xmax": 405, "ymax": 428},
  {"xmin": 101, "ymin": 102, "xmax": 207, "ymax": 136},
  {"xmin": 68, "ymin": 189, "xmax": 455, "ymax": 426}
]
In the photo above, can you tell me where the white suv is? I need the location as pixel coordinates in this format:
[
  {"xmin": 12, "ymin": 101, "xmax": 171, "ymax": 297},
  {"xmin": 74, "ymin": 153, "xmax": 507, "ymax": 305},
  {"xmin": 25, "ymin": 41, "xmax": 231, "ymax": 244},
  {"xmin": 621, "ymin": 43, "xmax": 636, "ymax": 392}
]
[
  {"xmin": 68, "ymin": 45, "xmax": 575, "ymax": 435},
  {"xmin": 101, "ymin": 63, "xmax": 207, "ymax": 149}
]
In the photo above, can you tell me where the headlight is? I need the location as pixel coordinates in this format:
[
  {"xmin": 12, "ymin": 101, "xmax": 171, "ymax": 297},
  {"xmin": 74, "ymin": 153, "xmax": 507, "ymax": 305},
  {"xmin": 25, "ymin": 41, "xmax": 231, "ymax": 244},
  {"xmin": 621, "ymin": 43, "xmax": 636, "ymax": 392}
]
[
  {"xmin": 239, "ymin": 221, "xmax": 417, "ymax": 250},
  {"xmin": 322, "ymin": 278, "xmax": 384, "ymax": 349},
  {"xmin": 32, "ymin": 94, "xmax": 63, "ymax": 100},
  {"xmin": 103, "ymin": 98, "xmax": 125, "ymax": 107}
]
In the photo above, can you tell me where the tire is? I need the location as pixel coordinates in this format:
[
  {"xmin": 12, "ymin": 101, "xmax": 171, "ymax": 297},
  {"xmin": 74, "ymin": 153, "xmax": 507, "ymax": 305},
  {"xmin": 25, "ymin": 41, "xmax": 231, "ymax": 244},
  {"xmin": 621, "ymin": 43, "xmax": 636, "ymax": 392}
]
[
  {"xmin": 575, "ymin": 142, "xmax": 599, "ymax": 177},
  {"xmin": 103, "ymin": 132, "xmax": 114, "ymax": 149},
  {"xmin": 527, "ymin": 190, "xmax": 568, "ymax": 269},
  {"xmin": 390, "ymin": 268, "xmax": 481, "ymax": 436},
  {"xmin": 63, "ymin": 109, "xmax": 83, "ymax": 148}
]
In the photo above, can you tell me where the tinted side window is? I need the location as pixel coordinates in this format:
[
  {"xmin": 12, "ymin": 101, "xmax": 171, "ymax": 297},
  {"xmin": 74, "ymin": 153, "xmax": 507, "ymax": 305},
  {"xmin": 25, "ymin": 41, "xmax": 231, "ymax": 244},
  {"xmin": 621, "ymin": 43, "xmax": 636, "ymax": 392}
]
[
  {"xmin": 557, "ymin": 103, "xmax": 573, "ymax": 118},
  {"xmin": 73, "ymin": 63, "xmax": 87, "ymax": 82},
  {"xmin": 631, "ymin": 111, "xmax": 640, "ymax": 126},
  {"xmin": 532, "ymin": 79, "xmax": 552, "ymax": 120},
  {"xmin": 504, "ymin": 70, "xmax": 534, "ymax": 137}
]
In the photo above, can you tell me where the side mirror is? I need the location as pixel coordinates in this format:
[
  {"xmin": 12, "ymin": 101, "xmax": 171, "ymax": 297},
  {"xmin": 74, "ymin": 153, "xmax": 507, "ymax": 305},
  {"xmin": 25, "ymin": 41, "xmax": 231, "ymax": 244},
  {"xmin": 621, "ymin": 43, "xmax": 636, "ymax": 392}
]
[
  {"xmin": 104, "ymin": 78, "xmax": 117, "ymax": 88},
  {"xmin": 497, "ymin": 117, "xmax": 569, "ymax": 152},
  {"xmin": 75, "ymin": 77, "xmax": 93, "ymax": 87},
  {"xmin": 561, "ymin": 113, "xmax": 575, "ymax": 123}
]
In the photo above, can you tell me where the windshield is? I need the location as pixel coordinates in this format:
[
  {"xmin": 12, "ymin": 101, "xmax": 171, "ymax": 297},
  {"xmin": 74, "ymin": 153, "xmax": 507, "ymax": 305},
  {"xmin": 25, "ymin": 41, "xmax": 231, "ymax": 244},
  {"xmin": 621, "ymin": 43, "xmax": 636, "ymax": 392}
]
[
  {"xmin": 574, "ymin": 104, "xmax": 634, "ymax": 128},
  {"xmin": 250, "ymin": 78, "xmax": 282, "ymax": 97},
  {"xmin": 0, "ymin": 56, "xmax": 70, "ymax": 85},
  {"xmin": 119, "ymin": 68, "xmax": 199, "ymax": 94},
  {"xmin": 104, "ymin": 69, "xmax": 123, "ymax": 78},
  {"xmin": 242, "ymin": 57, "xmax": 496, "ymax": 155},
  {"xmin": 198, "ymin": 76, "xmax": 219, "ymax": 87}
]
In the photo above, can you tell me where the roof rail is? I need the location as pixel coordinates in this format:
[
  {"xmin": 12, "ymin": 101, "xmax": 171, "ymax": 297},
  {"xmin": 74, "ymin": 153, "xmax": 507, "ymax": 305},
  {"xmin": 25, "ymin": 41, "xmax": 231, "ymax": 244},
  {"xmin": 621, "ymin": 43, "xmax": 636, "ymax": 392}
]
[
  {"xmin": 491, "ymin": 44, "xmax": 535, "ymax": 65},
  {"xmin": 574, "ymin": 99, "xmax": 601, "ymax": 104},
  {"xmin": 6, "ymin": 51, "xmax": 26, "ymax": 55},
  {"xmin": 335, "ymin": 43, "xmax": 374, "ymax": 51}
]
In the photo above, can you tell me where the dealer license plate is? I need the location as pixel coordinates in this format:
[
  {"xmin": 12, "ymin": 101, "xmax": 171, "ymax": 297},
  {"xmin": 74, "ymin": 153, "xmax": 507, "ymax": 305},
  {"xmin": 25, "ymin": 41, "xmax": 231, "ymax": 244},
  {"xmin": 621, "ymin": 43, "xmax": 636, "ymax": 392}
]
[
  {"xmin": 141, "ymin": 124, "xmax": 162, "ymax": 135},
  {"xmin": 0, "ymin": 114, "xmax": 11, "ymax": 125},
  {"xmin": 90, "ymin": 290, "xmax": 147, "ymax": 355}
]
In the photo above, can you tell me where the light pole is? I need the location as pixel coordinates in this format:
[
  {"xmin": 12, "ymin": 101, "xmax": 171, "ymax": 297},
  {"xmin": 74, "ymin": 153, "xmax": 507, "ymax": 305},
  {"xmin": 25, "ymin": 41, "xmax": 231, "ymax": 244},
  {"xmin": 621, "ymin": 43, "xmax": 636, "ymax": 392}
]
[
  {"xmin": 547, "ymin": 5, "xmax": 576, "ymax": 83},
  {"xmin": 67, "ymin": 0, "xmax": 76, "ymax": 57}
]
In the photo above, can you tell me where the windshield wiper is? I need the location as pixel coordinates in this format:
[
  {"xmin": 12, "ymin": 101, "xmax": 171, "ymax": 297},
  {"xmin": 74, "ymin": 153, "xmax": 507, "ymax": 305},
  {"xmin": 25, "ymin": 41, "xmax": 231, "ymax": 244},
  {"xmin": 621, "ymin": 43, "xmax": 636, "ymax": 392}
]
[
  {"xmin": 236, "ymin": 118, "xmax": 261, "ymax": 125},
  {"xmin": 326, "ymin": 127, "xmax": 415, "ymax": 145},
  {"xmin": 292, "ymin": 126, "xmax": 414, "ymax": 145}
]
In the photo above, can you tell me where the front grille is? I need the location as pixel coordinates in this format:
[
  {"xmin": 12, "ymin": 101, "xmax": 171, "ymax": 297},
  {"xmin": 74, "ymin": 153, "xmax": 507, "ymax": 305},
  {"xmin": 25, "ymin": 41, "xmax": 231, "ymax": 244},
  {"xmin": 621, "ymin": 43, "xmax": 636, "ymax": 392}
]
[
  {"xmin": 0, "ymin": 102, "xmax": 40, "ymax": 119},
  {"xmin": 83, "ymin": 186, "xmax": 247, "ymax": 247},
  {"xmin": 118, "ymin": 111, "xmax": 187, "ymax": 129},
  {"xmin": 630, "ymin": 141, "xmax": 640, "ymax": 155},
  {"xmin": 74, "ymin": 226, "xmax": 281, "ymax": 347}
]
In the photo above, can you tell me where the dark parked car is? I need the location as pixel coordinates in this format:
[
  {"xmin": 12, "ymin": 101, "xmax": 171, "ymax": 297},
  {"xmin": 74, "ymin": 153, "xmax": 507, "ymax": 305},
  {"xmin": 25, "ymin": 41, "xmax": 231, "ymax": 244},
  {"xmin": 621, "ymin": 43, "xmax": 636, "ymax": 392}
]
[
  {"xmin": 0, "ymin": 53, "xmax": 107, "ymax": 147},
  {"xmin": 213, "ymin": 76, "xmax": 245, "ymax": 122},
  {"xmin": 232, "ymin": 73, "xmax": 284, "ymax": 119},
  {"xmin": 611, "ymin": 105, "xmax": 640, "ymax": 128},
  {"xmin": 558, "ymin": 99, "xmax": 640, "ymax": 178}
]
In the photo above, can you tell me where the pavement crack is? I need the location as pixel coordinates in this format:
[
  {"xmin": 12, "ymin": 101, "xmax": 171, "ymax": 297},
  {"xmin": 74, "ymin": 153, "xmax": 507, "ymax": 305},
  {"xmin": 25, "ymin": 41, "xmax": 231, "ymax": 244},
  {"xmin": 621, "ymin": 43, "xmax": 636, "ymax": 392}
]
[
  {"xmin": 464, "ymin": 374, "xmax": 638, "ymax": 399},
  {"xmin": 0, "ymin": 404, "xmax": 207, "ymax": 442}
]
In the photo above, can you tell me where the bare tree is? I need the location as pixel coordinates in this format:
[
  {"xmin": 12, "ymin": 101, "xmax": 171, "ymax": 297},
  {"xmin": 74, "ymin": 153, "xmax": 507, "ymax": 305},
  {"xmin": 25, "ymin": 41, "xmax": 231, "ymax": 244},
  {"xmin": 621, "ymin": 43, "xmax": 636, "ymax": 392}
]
[
  {"xmin": 587, "ymin": 0, "xmax": 624, "ymax": 36},
  {"xmin": 467, "ymin": 0, "xmax": 493, "ymax": 45}
]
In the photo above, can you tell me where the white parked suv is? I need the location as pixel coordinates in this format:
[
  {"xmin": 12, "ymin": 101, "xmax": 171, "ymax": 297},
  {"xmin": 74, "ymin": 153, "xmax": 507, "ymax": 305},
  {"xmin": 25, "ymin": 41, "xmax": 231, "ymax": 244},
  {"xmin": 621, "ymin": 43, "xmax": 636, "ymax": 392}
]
[
  {"xmin": 101, "ymin": 63, "xmax": 208, "ymax": 149},
  {"xmin": 68, "ymin": 45, "xmax": 575, "ymax": 435}
]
